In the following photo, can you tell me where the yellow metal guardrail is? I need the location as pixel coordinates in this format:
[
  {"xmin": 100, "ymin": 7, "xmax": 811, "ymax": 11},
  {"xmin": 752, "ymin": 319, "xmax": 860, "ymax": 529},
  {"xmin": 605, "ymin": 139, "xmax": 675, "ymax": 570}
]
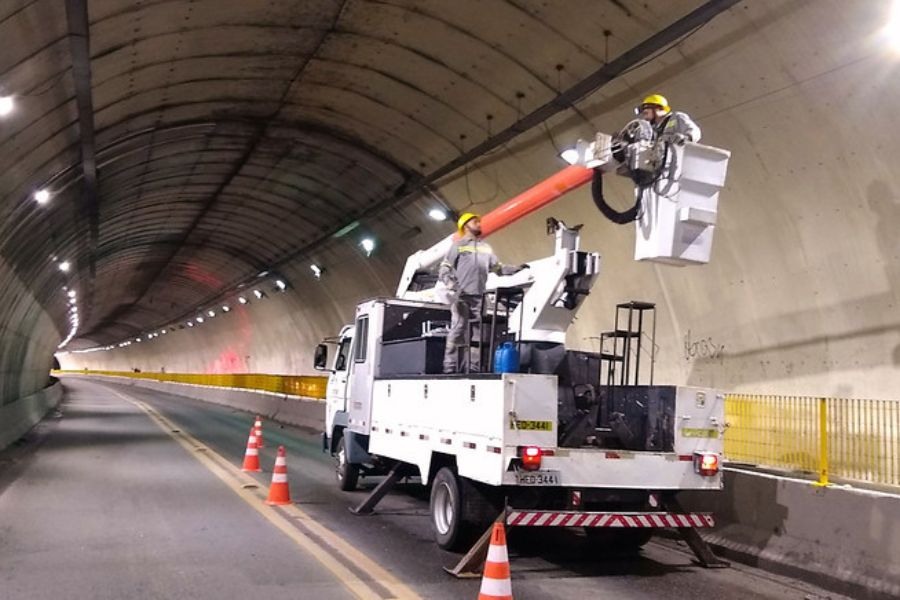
[
  {"xmin": 55, "ymin": 370, "xmax": 898, "ymax": 488},
  {"xmin": 54, "ymin": 370, "xmax": 328, "ymax": 400},
  {"xmin": 725, "ymin": 394, "xmax": 900, "ymax": 488}
]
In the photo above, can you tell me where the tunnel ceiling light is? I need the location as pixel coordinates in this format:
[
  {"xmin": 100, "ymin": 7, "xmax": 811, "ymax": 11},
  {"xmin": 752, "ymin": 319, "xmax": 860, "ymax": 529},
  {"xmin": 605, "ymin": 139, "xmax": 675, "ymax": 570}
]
[
  {"xmin": 275, "ymin": 279, "xmax": 287, "ymax": 291},
  {"xmin": 67, "ymin": 289, "xmax": 76, "ymax": 298},
  {"xmin": 257, "ymin": 270, "xmax": 269, "ymax": 278},
  {"xmin": 889, "ymin": 1, "xmax": 900, "ymax": 52},
  {"xmin": 196, "ymin": 316, "xmax": 204, "ymax": 323},
  {"xmin": 428, "ymin": 208, "xmax": 447, "ymax": 221},
  {"xmin": 34, "ymin": 189, "xmax": 50, "ymax": 204},
  {"xmin": 0, "ymin": 96, "xmax": 13, "ymax": 117},
  {"xmin": 253, "ymin": 289, "xmax": 264, "ymax": 300},
  {"xmin": 559, "ymin": 147, "xmax": 580, "ymax": 165},
  {"xmin": 207, "ymin": 310, "xmax": 215, "ymax": 318},
  {"xmin": 136, "ymin": 337, "xmax": 142, "ymax": 342},
  {"xmin": 238, "ymin": 296, "xmax": 248, "ymax": 305},
  {"xmin": 221, "ymin": 305, "xmax": 230, "ymax": 313},
  {"xmin": 160, "ymin": 329, "xmax": 167, "ymax": 335},
  {"xmin": 187, "ymin": 321, "xmax": 194, "ymax": 327},
  {"xmin": 310, "ymin": 264, "xmax": 323, "ymax": 279},
  {"xmin": 58, "ymin": 260, "xmax": 71, "ymax": 272},
  {"xmin": 360, "ymin": 238, "xmax": 375, "ymax": 256}
]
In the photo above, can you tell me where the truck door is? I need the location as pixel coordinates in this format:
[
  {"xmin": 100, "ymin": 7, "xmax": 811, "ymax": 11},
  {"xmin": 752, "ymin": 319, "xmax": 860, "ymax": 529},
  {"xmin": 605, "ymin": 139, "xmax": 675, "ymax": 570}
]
[{"xmin": 325, "ymin": 333, "xmax": 353, "ymax": 436}]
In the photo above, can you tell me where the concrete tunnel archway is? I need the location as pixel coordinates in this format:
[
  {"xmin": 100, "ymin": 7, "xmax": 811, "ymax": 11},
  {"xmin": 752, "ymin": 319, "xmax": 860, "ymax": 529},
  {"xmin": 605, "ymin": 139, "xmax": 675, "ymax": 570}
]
[{"xmin": 2, "ymin": 1, "xmax": 899, "ymax": 444}]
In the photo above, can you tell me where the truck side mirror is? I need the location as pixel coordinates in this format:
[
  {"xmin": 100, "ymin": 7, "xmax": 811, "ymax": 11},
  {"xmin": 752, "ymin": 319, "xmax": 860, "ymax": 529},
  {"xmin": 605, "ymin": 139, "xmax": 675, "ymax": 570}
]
[{"xmin": 313, "ymin": 344, "xmax": 329, "ymax": 371}]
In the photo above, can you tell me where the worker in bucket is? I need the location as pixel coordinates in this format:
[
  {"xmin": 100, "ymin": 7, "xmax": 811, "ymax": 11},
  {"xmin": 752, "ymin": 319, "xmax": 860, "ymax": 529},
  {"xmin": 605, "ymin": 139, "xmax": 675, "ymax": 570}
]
[
  {"xmin": 439, "ymin": 213, "xmax": 526, "ymax": 373},
  {"xmin": 635, "ymin": 93, "xmax": 701, "ymax": 144}
]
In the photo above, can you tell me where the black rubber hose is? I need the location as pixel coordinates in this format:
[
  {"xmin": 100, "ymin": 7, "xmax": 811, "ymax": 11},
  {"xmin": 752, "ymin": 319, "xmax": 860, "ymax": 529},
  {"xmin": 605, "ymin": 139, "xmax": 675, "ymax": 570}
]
[{"xmin": 591, "ymin": 168, "xmax": 640, "ymax": 224}]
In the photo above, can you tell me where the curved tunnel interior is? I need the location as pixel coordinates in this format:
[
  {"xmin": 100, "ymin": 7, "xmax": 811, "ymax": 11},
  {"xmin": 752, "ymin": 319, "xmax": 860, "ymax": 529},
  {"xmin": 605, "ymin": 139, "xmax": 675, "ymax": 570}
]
[{"xmin": 2, "ymin": 0, "xmax": 899, "ymax": 416}]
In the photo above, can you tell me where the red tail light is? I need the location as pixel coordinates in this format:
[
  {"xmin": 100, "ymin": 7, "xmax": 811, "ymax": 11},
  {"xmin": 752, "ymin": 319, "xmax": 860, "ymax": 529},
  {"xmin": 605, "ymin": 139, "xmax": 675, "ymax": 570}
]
[
  {"xmin": 520, "ymin": 446, "xmax": 542, "ymax": 471},
  {"xmin": 693, "ymin": 452, "xmax": 719, "ymax": 476}
]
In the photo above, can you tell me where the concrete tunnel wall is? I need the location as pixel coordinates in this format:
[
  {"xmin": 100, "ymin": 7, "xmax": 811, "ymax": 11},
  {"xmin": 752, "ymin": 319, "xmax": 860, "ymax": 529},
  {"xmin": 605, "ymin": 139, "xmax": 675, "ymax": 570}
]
[{"xmin": 60, "ymin": 1, "xmax": 900, "ymax": 401}]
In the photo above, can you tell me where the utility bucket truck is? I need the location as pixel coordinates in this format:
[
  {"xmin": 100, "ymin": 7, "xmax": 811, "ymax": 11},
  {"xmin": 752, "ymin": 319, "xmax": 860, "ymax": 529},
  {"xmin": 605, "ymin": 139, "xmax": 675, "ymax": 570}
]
[{"xmin": 315, "ymin": 132, "xmax": 731, "ymax": 568}]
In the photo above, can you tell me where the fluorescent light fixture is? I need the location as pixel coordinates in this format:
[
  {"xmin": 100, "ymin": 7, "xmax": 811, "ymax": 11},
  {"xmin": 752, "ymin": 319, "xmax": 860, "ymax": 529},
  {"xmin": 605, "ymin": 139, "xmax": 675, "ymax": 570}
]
[
  {"xmin": 69, "ymin": 297, "xmax": 77, "ymax": 304},
  {"xmin": 889, "ymin": 0, "xmax": 900, "ymax": 52},
  {"xmin": 257, "ymin": 270, "xmax": 269, "ymax": 278},
  {"xmin": 428, "ymin": 208, "xmax": 447, "ymax": 221},
  {"xmin": 34, "ymin": 189, "xmax": 50, "ymax": 204},
  {"xmin": 58, "ymin": 261, "xmax": 71, "ymax": 272},
  {"xmin": 238, "ymin": 296, "xmax": 248, "ymax": 304},
  {"xmin": 67, "ymin": 290, "xmax": 76, "ymax": 298},
  {"xmin": 0, "ymin": 96, "xmax": 13, "ymax": 116},
  {"xmin": 196, "ymin": 316, "xmax": 204, "ymax": 323},
  {"xmin": 136, "ymin": 337, "xmax": 142, "ymax": 342},
  {"xmin": 187, "ymin": 322, "xmax": 194, "ymax": 327},
  {"xmin": 560, "ymin": 147, "xmax": 580, "ymax": 165},
  {"xmin": 221, "ymin": 305, "xmax": 230, "ymax": 313},
  {"xmin": 360, "ymin": 238, "xmax": 375, "ymax": 255},
  {"xmin": 253, "ymin": 289, "xmax": 264, "ymax": 299},
  {"xmin": 275, "ymin": 279, "xmax": 287, "ymax": 291},
  {"xmin": 310, "ymin": 264, "xmax": 323, "ymax": 279},
  {"xmin": 207, "ymin": 310, "xmax": 215, "ymax": 318},
  {"xmin": 161, "ymin": 329, "xmax": 167, "ymax": 335}
]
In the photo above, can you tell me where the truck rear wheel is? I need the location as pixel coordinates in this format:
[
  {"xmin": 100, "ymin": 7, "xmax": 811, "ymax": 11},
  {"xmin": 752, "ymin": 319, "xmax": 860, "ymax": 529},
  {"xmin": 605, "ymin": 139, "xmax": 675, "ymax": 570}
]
[
  {"xmin": 430, "ymin": 467, "xmax": 470, "ymax": 551},
  {"xmin": 335, "ymin": 436, "xmax": 359, "ymax": 491}
]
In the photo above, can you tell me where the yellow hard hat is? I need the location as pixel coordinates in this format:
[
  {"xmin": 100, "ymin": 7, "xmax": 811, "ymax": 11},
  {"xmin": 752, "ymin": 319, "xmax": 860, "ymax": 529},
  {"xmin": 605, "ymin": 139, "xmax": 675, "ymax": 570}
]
[
  {"xmin": 638, "ymin": 93, "xmax": 671, "ymax": 114},
  {"xmin": 457, "ymin": 212, "xmax": 480, "ymax": 234}
]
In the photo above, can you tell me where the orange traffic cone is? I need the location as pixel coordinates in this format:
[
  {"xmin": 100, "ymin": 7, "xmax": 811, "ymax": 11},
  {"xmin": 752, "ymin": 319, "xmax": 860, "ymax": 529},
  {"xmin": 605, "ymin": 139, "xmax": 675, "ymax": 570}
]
[
  {"xmin": 253, "ymin": 415, "xmax": 264, "ymax": 448},
  {"xmin": 241, "ymin": 428, "xmax": 261, "ymax": 472},
  {"xmin": 265, "ymin": 445, "xmax": 292, "ymax": 505},
  {"xmin": 478, "ymin": 522, "xmax": 513, "ymax": 600}
]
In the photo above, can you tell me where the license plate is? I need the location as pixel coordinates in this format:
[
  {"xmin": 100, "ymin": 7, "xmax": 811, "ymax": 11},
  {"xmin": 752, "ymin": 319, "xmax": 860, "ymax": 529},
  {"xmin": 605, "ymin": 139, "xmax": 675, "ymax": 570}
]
[{"xmin": 515, "ymin": 470, "xmax": 561, "ymax": 486}]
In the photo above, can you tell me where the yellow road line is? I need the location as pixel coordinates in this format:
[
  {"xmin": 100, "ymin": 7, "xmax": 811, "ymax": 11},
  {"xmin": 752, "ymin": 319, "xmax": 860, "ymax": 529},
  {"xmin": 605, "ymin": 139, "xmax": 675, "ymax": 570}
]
[{"xmin": 107, "ymin": 387, "xmax": 421, "ymax": 600}]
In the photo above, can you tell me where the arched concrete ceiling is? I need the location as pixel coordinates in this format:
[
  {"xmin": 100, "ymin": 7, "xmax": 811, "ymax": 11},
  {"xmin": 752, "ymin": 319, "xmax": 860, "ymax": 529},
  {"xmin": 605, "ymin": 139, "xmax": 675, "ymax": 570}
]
[{"xmin": 1, "ymin": 0, "xmax": 714, "ymax": 350}]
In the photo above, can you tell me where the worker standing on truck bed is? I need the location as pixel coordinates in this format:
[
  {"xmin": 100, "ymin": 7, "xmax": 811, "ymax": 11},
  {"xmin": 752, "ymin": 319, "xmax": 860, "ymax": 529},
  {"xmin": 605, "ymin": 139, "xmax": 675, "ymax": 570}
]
[
  {"xmin": 636, "ymin": 93, "xmax": 701, "ymax": 144},
  {"xmin": 439, "ymin": 213, "xmax": 525, "ymax": 373}
]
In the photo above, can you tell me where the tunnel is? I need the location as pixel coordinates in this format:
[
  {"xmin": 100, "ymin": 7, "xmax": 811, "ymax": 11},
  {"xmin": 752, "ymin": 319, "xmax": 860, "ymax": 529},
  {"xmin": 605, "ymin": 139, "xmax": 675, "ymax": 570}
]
[{"xmin": 1, "ymin": 1, "xmax": 899, "ymax": 599}]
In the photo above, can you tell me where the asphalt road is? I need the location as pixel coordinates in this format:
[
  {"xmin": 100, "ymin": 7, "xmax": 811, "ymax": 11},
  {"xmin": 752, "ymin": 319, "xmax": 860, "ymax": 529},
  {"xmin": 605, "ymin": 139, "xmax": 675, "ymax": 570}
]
[{"xmin": 0, "ymin": 379, "xmax": 851, "ymax": 599}]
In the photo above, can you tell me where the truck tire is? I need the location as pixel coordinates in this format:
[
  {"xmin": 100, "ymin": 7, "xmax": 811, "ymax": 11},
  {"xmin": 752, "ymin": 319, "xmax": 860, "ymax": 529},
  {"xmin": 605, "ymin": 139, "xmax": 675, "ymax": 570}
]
[
  {"xmin": 430, "ymin": 467, "xmax": 470, "ymax": 551},
  {"xmin": 335, "ymin": 436, "xmax": 359, "ymax": 491}
]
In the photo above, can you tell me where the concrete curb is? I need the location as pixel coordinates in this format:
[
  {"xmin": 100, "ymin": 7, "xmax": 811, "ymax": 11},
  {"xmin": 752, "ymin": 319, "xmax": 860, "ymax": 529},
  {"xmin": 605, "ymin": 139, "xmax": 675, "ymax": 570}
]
[
  {"xmin": 680, "ymin": 468, "xmax": 900, "ymax": 600},
  {"xmin": 0, "ymin": 380, "xmax": 64, "ymax": 451}
]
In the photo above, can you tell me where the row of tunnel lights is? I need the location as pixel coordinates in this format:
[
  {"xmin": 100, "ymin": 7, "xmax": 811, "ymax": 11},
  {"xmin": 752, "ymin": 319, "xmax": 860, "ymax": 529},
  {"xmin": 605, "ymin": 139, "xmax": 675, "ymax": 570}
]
[{"xmin": 60, "ymin": 206, "xmax": 453, "ymax": 353}]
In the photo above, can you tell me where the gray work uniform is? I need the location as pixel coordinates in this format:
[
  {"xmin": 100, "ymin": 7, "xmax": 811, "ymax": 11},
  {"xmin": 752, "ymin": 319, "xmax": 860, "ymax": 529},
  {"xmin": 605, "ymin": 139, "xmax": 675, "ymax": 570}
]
[
  {"xmin": 654, "ymin": 111, "xmax": 701, "ymax": 143},
  {"xmin": 438, "ymin": 236, "xmax": 516, "ymax": 373}
]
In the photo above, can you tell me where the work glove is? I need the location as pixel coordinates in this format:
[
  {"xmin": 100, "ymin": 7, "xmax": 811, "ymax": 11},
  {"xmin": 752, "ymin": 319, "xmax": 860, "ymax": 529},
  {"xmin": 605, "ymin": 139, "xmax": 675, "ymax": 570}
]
[{"xmin": 670, "ymin": 133, "xmax": 688, "ymax": 145}]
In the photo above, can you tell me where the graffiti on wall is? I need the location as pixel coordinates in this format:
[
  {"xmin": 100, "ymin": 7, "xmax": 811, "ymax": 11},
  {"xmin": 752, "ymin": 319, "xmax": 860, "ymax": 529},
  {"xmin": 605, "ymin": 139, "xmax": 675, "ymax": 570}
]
[{"xmin": 684, "ymin": 329, "xmax": 726, "ymax": 364}]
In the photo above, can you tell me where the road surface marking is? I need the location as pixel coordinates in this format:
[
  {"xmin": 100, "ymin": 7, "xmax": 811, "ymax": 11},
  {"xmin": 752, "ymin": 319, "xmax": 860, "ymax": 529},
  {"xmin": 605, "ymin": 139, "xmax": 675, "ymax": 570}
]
[{"xmin": 107, "ymin": 387, "xmax": 421, "ymax": 600}]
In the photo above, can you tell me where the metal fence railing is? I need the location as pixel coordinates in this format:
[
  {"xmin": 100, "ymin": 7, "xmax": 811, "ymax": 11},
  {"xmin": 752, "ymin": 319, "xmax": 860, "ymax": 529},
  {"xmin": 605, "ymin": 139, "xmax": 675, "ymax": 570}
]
[
  {"xmin": 54, "ymin": 370, "xmax": 328, "ymax": 400},
  {"xmin": 725, "ymin": 394, "xmax": 900, "ymax": 488}
]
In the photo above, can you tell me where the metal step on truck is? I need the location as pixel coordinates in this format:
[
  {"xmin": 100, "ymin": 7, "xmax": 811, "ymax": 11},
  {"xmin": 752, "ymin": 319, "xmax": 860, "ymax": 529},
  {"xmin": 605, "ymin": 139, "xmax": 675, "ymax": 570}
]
[{"xmin": 314, "ymin": 131, "xmax": 731, "ymax": 570}]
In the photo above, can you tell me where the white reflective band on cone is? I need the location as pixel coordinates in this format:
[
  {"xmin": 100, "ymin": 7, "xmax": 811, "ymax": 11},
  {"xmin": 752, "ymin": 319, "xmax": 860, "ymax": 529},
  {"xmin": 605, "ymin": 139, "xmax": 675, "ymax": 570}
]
[
  {"xmin": 275, "ymin": 457, "xmax": 286, "ymax": 466},
  {"xmin": 480, "ymin": 577, "xmax": 512, "ymax": 597},
  {"xmin": 246, "ymin": 449, "xmax": 258, "ymax": 456},
  {"xmin": 486, "ymin": 543, "xmax": 508, "ymax": 564},
  {"xmin": 271, "ymin": 473, "xmax": 288, "ymax": 483}
]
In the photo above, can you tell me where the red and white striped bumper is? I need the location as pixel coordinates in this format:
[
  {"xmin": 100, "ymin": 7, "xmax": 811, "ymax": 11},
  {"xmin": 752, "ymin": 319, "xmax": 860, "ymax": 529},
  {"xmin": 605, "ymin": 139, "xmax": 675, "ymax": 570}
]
[{"xmin": 506, "ymin": 511, "xmax": 715, "ymax": 528}]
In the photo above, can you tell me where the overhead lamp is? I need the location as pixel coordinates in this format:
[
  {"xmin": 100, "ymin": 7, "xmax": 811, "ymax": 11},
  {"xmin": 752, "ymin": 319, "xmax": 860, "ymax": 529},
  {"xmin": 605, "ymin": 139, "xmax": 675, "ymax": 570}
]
[
  {"xmin": 253, "ymin": 289, "xmax": 264, "ymax": 300},
  {"xmin": 69, "ymin": 297, "xmax": 77, "ymax": 304},
  {"xmin": 560, "ymin": 147, "xmax": 580, "ymax": 165},
  {"xmin": 889, "ymin": 0, "xmax": 900, "ymax": 52},
  {"xmin": 360, "ymin": 238, "xmax": 375, "ymax": 256},
  {"xmin": 207, "ymin": 310, "xmax": 216, "ymax": 318},
  {"xmin": 221, "ymin": 305, "xmax": 230, "ymax": 313},
  {"xmin": 160, "ymin": 329, "xmax": 167, "ymax": 335},
  {"xmin": 0, "ymin": 96, "xmax": 13, "ymax": 117},
  {"xmin": 67, "ymin": 290, "xmax": 76, "ymax": 298},
  {"xmin": 274, "ymin": 279, "xmax": 287, "ymax": 291},
  {"xmin": 310, "ymin": 264, "xmax": 323, "ymax": 279},
  {"xmin": 58, "ymin": 260, "xmax": 71, "ymax": 272},
  {"xmin": 187, "ymin": 321, "xmax": 194, "ymax": 327},
  {"xmin": 257, "ymin": 270, "xmax": 269, "ymax": 278},
  {"xmin": 34, "ymin": 189, "xmax": 50, "ymax": 204},
  {"xmin": 136, "ymin": 337, "xmax": 142, "ymax": 342},
  {"xmin": 238, "ymin": 296, "xmax": 248, "ymax": 305},
  {"xmin": 196, "ymin": 316, "xmax": 204, "ymax": 323},
  {"xmin": 428, "ymin": 208, "xmax": 447, "ymax": 221}
]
